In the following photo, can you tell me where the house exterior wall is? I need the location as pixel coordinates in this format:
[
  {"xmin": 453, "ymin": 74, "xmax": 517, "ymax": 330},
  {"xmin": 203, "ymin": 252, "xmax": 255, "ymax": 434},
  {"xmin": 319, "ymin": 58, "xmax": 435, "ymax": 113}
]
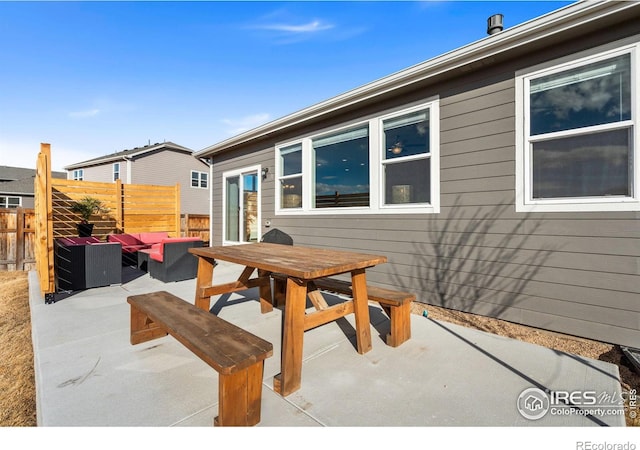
[
  {"xmin": 73, "ymin": 163, "xmax": 121, "ymax": 183},
  {"xmin": 130, "ymin": 150, "xmax": 209, "ymax": 215},
  {"xmin": 20, "ymin": 195, "xmax": 34, "ymax": 208},
  {"xmin": 209, "ymin": 20, "xmax": 640, "ymax": 346}
]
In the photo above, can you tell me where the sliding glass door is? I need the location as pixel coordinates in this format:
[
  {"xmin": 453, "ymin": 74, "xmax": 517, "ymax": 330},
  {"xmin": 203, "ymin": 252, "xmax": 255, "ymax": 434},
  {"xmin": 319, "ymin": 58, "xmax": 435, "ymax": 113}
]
[{"xmin": 223, "ymin": 167, "xmax": 260, "ymax": 244}]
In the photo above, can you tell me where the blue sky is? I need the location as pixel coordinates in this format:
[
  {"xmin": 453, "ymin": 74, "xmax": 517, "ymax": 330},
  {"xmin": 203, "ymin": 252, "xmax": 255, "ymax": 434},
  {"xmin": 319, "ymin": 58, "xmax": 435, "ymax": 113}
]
[{"xmin": 0, "ymin": 0, "xmax": 572, "ymax": 171}]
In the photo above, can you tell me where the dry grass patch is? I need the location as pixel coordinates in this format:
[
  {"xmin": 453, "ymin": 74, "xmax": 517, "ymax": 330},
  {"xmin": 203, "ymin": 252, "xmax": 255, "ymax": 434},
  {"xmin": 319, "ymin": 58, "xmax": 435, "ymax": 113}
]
[{"xmin": 0, "ymin": 271, "xmax": 36, "ymax": 426}]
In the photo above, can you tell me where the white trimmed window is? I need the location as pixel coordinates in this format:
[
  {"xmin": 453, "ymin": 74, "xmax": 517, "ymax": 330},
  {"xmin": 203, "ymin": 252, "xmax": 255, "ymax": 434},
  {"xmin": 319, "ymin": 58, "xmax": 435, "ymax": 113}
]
[
  {"xmin": 191, "ymin": 170, "xmax": 208, "ymax": 189},
  {"xmin": 0, "ymin": 196, "xmax": 20, "ymax": 208},
  {"xmin": 113, "ymin": 163, "xmax": 120, "ymax": 181},
  {"xmin": 275, "ymin": 100, "xmax": 440, "ymax": 215},
  {"xmin": 516, "ymin": 40, "xmax": 639, "ymax": 212}
]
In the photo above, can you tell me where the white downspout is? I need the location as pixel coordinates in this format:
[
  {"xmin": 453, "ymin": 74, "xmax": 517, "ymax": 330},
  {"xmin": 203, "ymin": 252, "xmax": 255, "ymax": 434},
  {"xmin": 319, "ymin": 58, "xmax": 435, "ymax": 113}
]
[{"xmin": 207, "ymin": 157, "xmax": 213, "ymax": 247}]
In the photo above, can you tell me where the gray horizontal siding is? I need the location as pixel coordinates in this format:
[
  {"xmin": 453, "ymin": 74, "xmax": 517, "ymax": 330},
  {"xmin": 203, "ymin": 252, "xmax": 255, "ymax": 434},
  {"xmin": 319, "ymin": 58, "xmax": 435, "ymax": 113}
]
[{"xmin": 209, "ymin": 35, "xmax": 640, "ymax": 347}]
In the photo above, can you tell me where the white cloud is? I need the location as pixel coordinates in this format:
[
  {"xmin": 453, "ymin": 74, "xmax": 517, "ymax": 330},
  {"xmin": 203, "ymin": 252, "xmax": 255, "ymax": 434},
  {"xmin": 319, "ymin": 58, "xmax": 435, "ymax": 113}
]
[
  {"xmin": 221, "ymin": 113, "xmax": 271, "ymax": 136},
  {"xmin": 257, "ymin": 20, "xmax": 334, "ymax": 34},
  {"xmin": 68, "ymin": 108, "xmax": 101, "ymax": 119}
]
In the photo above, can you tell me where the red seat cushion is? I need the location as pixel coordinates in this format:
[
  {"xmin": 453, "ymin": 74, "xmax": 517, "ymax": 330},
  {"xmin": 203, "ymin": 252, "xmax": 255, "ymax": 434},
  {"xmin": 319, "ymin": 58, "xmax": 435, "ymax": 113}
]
[
  {"xmin": 149, "ymin": 251, "xmax": 163, "ymax": 262},
  {"xmin": 138, "ymin": 232, "xmax": 170, "ymax": 245}
]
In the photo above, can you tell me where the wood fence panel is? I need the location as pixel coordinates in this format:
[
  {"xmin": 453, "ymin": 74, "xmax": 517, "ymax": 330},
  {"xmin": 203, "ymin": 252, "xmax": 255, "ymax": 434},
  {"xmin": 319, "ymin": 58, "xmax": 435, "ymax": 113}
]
[
  {"xmin": 181, "ymin": 214, "xmax": 210, "ymax": 243},
  {"xmin": 0, "ymin": 208, "xmax": 38, "ymax": 271}
]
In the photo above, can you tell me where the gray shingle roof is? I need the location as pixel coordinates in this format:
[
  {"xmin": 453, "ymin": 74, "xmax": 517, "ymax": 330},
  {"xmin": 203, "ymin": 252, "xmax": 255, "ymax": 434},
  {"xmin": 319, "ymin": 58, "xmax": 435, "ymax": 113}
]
[
  {"xmin": 64, "ymin": 141, "xmax": 193, "ymax": 170},
  {"xmin": 0, "ymin": 166, "xmax": 66, "ymax": 195}
]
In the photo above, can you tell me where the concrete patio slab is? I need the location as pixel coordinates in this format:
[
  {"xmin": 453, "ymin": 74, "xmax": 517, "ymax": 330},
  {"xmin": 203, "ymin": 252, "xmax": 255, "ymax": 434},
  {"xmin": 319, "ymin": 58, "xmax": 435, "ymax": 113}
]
[{"xmin": 28, "ymin": 261, "xmax": 627, "ymax": 429}]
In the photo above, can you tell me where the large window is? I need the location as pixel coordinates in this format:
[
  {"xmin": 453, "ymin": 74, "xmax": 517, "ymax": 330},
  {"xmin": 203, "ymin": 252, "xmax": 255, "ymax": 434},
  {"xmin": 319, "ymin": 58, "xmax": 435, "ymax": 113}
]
[
  {"xmin": 382, "ymin": 109, "xmax": 431, "ymax": 205},
  {"xmin": 313, "ymin": 126, "xmax": 369, "ymax": 208},
  {"xmin": 275, "ymin": 100, "xmax": 439, "ymax": 215},
  {"xmin": 516, "ymin": 41, "xmax": 639, "ymax": 212},
  {"xmin": 0, "ymin": 196, "xmax": 20, "ymax": 208}
]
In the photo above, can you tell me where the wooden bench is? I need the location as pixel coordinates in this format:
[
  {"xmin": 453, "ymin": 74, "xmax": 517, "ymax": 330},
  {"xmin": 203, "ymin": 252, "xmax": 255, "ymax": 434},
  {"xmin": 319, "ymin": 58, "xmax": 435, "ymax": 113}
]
[
  {"xmin": 272, "ymin": 275, "xmax": 415, "ymax": 347},
  {"xmin": 127, "ymin": 291, "xmax": 273, "ymax": 426}
]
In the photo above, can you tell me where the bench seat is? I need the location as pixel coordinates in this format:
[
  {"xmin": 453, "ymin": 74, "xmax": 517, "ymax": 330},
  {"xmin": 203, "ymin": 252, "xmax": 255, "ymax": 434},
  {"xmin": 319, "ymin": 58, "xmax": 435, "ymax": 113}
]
[
  {"xmin": 127, "ymin": 291, "xmax": 273, "ymax": 426},
  {"xmin": 272, "ymin": 274, "xmax": 415, "ymax": 347}
]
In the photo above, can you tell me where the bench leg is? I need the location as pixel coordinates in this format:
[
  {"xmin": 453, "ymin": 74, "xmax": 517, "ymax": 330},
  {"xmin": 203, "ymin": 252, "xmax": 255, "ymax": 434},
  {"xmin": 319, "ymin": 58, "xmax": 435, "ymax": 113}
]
[
  {"xmin": 130, "ymin": 304, "xmax": 168, "ymax": 345},
  {"xmin": 215, "ymin": 362, "xmax": 265, "ymax": 426},
  {"xmin": 382, "ymin": 302, "xmax": 411, "ymax": 347}
]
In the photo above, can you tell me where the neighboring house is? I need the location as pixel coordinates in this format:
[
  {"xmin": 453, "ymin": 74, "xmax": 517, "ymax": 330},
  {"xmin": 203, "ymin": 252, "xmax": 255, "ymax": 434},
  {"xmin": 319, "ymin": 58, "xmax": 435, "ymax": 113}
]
[
  {"xmin": 65, "ymin": 141, "xmax": 210, "ymax": 215},
  {"xmin": 195, "ymin": 1, "xmax": 640, "ymax": 347},
  {"xmin": 0, "ymin": 166, "xmax": 66, "ymax": 209}
]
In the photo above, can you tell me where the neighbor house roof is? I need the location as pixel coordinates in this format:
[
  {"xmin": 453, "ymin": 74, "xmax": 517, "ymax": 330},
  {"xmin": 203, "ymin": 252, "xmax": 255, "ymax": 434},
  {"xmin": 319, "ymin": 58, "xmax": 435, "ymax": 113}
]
[
  {"xmin": 195, "ymin": 0, "xmax": 639, "ymax": 158},
  {"xmin": 64, "ymin": 141, "xmax": 194, "ymax": 170},
  {"xmin": 0, "ymin": 166, "xmax": 66, "ymax": 196}
]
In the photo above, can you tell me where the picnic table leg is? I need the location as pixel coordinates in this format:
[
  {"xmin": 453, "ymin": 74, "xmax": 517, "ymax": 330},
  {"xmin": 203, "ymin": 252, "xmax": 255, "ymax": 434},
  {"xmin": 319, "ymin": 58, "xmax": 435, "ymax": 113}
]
[
  {"xmin": 257, "ymin": 269, "xmax": 274, "ymax": 313},
  {"xmin": 351, "ymin": 268, "xmax": 372, "ymax": 354},
  {"xmin": 195, "ymin": 256, "xmax": 216, "ymax": 311},
  {"xmin": 273, "ymin": 277, "xmax": 307, "ymax": 396}
]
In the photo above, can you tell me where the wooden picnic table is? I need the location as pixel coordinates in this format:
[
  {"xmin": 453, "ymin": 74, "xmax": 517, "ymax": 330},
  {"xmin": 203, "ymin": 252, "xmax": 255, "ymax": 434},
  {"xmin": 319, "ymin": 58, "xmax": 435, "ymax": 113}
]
[{"xmin": 189, "ymin": 242, "xmax": 388, "ymax": 396}]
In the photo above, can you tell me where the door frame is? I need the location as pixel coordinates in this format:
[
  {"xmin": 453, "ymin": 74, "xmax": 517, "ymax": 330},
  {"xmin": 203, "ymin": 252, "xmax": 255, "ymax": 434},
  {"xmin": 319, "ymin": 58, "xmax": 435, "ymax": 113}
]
[{"xmin": 221, "ymin": 165, "xmax": 262, "ymax": 245}]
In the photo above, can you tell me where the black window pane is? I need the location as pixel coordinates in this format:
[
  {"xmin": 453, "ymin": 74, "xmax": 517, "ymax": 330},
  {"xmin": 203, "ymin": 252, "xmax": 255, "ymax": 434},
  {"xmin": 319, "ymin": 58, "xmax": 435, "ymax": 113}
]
[
  {"xmin": 530, "ymin": 54, "xmax": 631, "ymax": 135},
  {"xmin": 384, "ymin": 111, "xmax": 429, "ymax": 160},
  {"xmin": 532, "ymin": 129, "xmax": 630, "ymax": 199},
  {"xmin": 281, "ymin": 145, "xmax": 302, "ymax": 176},
  {"xmin": 314, "ymin": 128, "xmax": 369, "ymax": 208},
  {"xmin": 385, "ymin": 159, "xmax": 430, "ymax": 204}
]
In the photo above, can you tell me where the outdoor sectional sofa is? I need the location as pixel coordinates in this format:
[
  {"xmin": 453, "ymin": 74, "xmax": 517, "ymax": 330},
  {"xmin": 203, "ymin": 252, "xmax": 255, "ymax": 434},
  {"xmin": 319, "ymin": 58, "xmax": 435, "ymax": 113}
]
[
  {"xmin": 107, "ymin": 231, "xmax": 171, "ymax": 266},
  {"xmin": 141, "ymin": 237, "xmax": 204, "ymax": 283}
]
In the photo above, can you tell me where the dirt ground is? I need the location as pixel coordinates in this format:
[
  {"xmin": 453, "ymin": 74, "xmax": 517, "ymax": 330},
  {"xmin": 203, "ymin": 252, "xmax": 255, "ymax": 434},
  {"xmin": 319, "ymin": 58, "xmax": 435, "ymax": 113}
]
[{"xmin": 0, "ymin": 270, "xmax": 637, "ymax": 426}]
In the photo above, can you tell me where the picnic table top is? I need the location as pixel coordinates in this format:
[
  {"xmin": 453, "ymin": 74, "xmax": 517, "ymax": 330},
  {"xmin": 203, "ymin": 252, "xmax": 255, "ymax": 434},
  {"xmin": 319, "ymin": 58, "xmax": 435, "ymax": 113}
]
[{"xmin": 189, "ymin": 243, "xmax": 387, "ymax": 280}]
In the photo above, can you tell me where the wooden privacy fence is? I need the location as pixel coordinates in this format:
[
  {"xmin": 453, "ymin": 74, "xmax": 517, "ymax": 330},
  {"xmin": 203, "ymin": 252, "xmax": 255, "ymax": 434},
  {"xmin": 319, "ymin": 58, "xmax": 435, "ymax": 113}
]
[
  {"xmin": 0, "ymin": 209, "xmax": 209, "ymax": 273},
  {"xmin": 0, "ymin": 207, "xmax": 36, "ymax": 271},
  {"xmin": 51, "ymin": 179, "xmax": 181, "ymax": 239},
  {"xmin": 33, "ymin": 143, "xmax": 192, "ymax": 299}
]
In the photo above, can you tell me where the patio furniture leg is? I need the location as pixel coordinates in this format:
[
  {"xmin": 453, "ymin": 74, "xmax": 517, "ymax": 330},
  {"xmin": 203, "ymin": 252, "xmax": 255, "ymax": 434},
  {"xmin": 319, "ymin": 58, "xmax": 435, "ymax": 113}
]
[
  {"xmin": 195, "ymin": 255, "xmax": 216, "ymax": 311},
  {"xmin": 216, "ymin": 361, "xmax": 265, "ymax": 426},
  {"xmin": 351, "ymin": 268, "xmax": 372, "ymax": 354},
  {"xmin": 258, "ymin": 269, "xmax": 274, "ymax": 313},
  {"xmin": 273, "ymin": 277, "xmax": 307, "ymax": 396}
]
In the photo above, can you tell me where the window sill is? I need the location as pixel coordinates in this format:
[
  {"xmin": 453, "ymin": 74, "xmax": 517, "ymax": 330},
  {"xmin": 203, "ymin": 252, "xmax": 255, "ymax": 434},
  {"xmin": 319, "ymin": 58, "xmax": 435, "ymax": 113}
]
[
  {"xmin": 516, "ymin": 198, "xmax": 640, "ymax": 212},
  {"xmin": 276, "ymin": 204, "xmax": 439, "ymax": 215}
]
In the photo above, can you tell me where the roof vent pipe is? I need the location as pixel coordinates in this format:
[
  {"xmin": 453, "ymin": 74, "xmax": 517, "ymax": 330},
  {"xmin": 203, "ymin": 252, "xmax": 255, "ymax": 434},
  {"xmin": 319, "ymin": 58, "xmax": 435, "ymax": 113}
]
[{"xmin": 487, "ymin": 14, "xmax": 504, "ymax": 35}]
